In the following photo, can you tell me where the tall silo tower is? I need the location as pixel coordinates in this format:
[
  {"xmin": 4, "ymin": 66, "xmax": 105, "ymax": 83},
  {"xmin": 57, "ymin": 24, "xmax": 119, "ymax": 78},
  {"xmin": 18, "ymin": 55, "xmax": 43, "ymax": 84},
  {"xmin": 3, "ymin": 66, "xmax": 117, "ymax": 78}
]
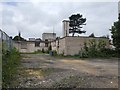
[
  {"xmin": 118, "ymin": 1, "xmax": 120, "ymax": 14},
  {"xmin": 62, "ymin": 20, "xmax": 70, "ymax": 37}
]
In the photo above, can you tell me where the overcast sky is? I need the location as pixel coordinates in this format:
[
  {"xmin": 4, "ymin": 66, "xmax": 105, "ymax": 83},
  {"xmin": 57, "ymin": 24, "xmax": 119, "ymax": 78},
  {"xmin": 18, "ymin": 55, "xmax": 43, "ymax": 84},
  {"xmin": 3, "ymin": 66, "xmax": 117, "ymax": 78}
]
[{"xmin": 0, "ymin": 0, "xmax": 119, "ymax": 39}]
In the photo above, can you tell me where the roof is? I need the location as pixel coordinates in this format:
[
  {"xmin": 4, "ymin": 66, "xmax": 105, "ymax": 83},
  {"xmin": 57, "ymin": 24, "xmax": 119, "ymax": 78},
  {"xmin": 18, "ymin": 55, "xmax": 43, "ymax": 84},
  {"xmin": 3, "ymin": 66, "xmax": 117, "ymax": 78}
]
[
  {"xmin": 62, "ymin": 20, "xmax": 69, "ymax": 22},
  {"xmin": 53, "ymin": 36, "xmax": 109, "ymax": 41},
  {"xmin": 42, "ymin": 33, "xmax": 56, "ymax": 35},
  {"xmin": 14, "ymin": 40, "xmax": 50, "ymax": 43}
]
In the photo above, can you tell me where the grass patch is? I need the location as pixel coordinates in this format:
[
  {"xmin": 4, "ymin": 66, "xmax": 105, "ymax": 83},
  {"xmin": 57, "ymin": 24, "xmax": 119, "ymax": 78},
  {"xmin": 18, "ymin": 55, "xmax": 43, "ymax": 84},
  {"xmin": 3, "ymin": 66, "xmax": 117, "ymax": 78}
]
[
  {"xmin": 18, "ymin": 68, "xmax": 44, "ymax": 78},
  {"xmin": 20, "ymin": 50, "xmax": 49, "ymax": 54},
  {"xmin": 20, "ymin": 52, "xmax": 43, "ymax": 54},
  {"xmin": 17, "ymin": 68, "xmax": 62, "ymax": 79},
  {"xmin": 19, "ymin": 68, "xmax": 66, "ymax": 77}
]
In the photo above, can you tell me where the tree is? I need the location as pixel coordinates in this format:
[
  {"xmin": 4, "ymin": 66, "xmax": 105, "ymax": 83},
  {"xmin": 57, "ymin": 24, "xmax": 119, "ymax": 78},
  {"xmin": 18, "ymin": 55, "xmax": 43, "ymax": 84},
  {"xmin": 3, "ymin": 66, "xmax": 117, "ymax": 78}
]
[
  {"xmin": 110, "ymin": 14, "xmax": 120, "ymax": 52},
  {"xmin": 13, "ymin": 36, "xmax": 26, "ymax": 41},
  {"xmin": 13, "ymin": 32, "xmax": 26, "ymax": 41},
  {"xmin": 89, "ymin": 33, "xmax": 95, "ymax": 37},
  {"xmin": 69, "ymin": 13, "xmax": 86, "ymax": 36}
]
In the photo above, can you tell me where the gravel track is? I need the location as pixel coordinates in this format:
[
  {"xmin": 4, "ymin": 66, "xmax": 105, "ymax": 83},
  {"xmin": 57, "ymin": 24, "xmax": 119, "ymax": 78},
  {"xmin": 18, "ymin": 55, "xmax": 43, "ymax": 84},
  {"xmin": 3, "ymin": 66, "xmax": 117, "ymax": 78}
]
[{"xmin": 16, "ymin": 54, "xmax": 118, "ymax": 88}]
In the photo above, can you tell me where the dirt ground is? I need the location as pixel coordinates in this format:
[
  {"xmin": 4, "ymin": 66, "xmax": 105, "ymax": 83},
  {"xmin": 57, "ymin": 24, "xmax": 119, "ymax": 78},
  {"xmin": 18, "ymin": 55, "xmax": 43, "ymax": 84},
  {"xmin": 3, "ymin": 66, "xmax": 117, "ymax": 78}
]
[{"xmin": 16, "ymin": 54, "xmax": 118, "ymax": 88}]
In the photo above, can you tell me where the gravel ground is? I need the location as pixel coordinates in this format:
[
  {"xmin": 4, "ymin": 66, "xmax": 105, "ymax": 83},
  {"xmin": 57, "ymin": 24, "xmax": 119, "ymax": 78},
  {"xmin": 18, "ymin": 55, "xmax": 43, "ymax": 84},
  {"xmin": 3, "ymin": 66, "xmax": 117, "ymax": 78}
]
[{"xmin": 16, "ymin": 54, "xmax": 118, "ymax": 88}]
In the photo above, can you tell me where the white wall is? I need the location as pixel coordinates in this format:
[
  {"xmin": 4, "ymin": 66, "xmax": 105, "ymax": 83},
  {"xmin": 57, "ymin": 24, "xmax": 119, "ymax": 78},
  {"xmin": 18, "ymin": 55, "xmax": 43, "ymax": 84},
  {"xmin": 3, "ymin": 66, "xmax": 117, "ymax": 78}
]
[
  {"xmin": 14, "ymin": 41, "xmax": 49, "ymax": 53},
  {"xmin": 118, "ymin": 1, "xmax": 120, "ymax": 14},
  {"xmin": 54, "ymin": 36, "xmax": 110, "ymax": 56},
  {"xmin": 42, "ymin": 33, "xmax": 56, "ymax": 41}
]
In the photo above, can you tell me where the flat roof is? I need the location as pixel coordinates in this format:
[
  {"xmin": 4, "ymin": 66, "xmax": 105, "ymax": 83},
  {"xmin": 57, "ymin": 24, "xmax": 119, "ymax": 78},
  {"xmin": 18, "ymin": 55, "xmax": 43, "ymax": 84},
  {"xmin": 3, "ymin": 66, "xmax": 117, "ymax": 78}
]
[
  {"xmin": 57, "ymin": 36, "xmax": 109, "ymax": 40},
  {"xmin": 14, "ymin": 40, "xmax": 50, "ymax": 43},
  {"xmin": 62, "ymin": 20, "xmax": 69, "ymax": 22},
  {"xmin": 42, "ymin": 33, "xmax": 56, "ymax": 34}
]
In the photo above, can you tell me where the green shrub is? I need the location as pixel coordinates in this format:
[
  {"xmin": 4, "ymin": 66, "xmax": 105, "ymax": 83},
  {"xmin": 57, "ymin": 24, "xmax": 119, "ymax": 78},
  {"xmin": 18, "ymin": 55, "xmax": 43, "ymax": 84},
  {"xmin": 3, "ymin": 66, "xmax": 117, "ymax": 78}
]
[
  {"xmin": 79, "ymin": 49, "xmax": 88, "ymax": 58},
  {"xmin": 2, "ymin": 48, "xmax": 20, "ymax": 88},
  {"xmin": 52, "ymin": 50, "xmax": 57, "ymax": 56},
  {"xmin": 45, "ymin": 50, "xmax": 50, "ymax": 54},
  {"xmin": 80, "ymin": 39, "xmax": 116, "ymax": 58},
  {"xmin": 34, "ymin": 49, "xmax": 43, "ymax": 54}
]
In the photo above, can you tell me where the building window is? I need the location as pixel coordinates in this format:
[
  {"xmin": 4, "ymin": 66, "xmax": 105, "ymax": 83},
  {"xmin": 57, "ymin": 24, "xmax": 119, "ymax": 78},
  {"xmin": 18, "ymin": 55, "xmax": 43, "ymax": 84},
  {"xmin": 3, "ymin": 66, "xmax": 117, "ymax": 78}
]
[
  {"xmin": 35, "ymin": 41, "xmax": 40, "ymax": 47},
  {"xmin": 45, "ymin": 43, "xmax": 48, "ymax": 47},
  {"xmin": 21, "ymin": 42, "xmax": 27, "ymax": 49},
  {"xmin": 45, "ymin": 39, "xmax": 48, "ymax": 47},
  {"xmin": 45, "ymin": 39, "xmax": 48, "ymax": 41}
]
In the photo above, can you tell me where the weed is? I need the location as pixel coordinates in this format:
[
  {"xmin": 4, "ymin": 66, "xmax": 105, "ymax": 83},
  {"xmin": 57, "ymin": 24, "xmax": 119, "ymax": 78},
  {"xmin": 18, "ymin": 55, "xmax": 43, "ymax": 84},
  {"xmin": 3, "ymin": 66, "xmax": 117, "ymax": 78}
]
[{"xmin": 2, "ymin": 48, "xmax": 20, "ymax": 88}]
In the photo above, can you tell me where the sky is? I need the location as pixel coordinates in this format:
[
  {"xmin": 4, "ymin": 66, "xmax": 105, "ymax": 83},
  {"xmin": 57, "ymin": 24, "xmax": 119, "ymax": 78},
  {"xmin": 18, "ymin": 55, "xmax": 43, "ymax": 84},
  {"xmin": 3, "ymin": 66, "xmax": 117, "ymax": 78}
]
[{"xmin": 0, "ymin": 0, "xmax": 119, "ymax": 40}]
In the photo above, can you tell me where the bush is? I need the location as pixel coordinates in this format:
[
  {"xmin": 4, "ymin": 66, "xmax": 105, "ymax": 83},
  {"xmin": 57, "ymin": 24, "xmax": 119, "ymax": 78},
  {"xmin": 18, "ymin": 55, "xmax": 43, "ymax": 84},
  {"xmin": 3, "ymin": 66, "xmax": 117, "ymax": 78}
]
[
  {"xmin": 79, "ymin": 49, "xmax": 88, "ymax": 58},
  {"xmin": 52, "ymin": 50, "xmax": 58, "ymax": 56},
  {"xmin": 2, "ymin": 48, "xmax": 20, "ymax": 88},
  {"xmin": 79, "ymin": 39, "xmax": 116, "ymax": 58},
  {"xmin": 34, "ymin": 49, "xmax": 43, "ymax": 54}
]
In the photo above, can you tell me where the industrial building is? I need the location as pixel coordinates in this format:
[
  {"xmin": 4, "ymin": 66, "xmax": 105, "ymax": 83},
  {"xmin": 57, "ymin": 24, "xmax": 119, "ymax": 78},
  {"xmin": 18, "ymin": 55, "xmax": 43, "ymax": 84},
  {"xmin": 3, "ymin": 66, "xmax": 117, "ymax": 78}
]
[
  {"xmin": 42, "ymin": 33, "xmax": 56, "ymax": 41},
  {"xmin": 14, "ymin": 20, "xmax": 110, "ymax": 55},
  {"xmin": 14, "ymin": 32, "xmax": 56, "ymax": 53}
]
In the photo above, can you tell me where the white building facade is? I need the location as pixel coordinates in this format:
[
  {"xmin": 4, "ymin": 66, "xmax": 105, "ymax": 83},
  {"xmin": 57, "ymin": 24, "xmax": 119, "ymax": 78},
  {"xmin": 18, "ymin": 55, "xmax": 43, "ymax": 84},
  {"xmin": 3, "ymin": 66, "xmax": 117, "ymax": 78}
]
[
  {"xmin": 42, "ymin": 33, "xmax": 56, "ymax": 41},
  {"xmin": 118, "ymin": 1, "xmax": 120, "ymax": 14}
]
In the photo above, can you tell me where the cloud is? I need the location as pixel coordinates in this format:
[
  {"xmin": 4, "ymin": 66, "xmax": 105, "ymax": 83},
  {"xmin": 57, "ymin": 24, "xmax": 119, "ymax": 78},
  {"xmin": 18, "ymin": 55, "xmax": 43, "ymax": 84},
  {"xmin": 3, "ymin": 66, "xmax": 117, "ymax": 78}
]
[{"xmin": 1, "ymin": 1, "xmax": 118, "ymax": 39}]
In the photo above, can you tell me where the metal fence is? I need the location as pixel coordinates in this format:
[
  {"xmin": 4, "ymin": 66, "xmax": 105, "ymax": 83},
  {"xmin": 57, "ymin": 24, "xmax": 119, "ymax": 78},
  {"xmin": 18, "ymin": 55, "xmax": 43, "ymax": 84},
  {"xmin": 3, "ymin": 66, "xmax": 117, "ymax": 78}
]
[{"xmin": 0, "ymin": 29, "xmax": 14, "ymax": 51}]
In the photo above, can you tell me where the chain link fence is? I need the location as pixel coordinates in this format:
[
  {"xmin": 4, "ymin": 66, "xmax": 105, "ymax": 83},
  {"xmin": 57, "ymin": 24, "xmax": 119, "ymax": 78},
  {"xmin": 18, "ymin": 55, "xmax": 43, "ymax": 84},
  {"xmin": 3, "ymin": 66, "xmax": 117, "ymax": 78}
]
[
  {"xmin": 0, "ymin": 29, "xmax": 14, "ymax": 51},
  {"xmin": 0, "ymin": 29, "xmax": 14, "ymax": 88}
]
